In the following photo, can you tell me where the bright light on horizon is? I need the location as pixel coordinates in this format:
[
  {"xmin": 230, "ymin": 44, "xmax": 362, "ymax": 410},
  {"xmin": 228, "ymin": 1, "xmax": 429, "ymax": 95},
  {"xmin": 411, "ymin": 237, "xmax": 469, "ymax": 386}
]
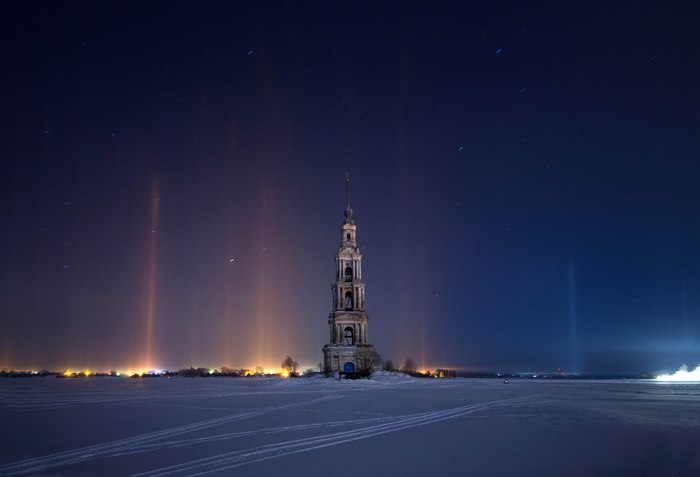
[{"xmin": 655, "ymin": 364, "xmax": 700, "ymax": 381}]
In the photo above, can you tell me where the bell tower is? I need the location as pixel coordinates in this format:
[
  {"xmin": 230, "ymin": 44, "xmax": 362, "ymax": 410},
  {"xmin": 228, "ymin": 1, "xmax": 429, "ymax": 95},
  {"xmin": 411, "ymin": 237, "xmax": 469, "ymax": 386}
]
[{"xmin": 323, "ymin": 173, "xmax": 374, "ymax": 375}]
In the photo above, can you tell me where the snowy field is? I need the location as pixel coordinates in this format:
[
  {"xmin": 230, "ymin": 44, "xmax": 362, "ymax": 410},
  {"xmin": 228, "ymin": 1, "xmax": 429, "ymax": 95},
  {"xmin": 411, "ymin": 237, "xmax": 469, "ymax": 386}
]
[{"xmin": 1, "ymin": 374, "xmax": 699, "ymax": 476}]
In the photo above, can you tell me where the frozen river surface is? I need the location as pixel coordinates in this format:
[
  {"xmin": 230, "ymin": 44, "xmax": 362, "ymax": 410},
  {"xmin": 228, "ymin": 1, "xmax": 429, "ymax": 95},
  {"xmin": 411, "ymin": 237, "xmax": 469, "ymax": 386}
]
[{"xmin": 1, "ymin": 374, "xmax": 699, "ymax": 476}]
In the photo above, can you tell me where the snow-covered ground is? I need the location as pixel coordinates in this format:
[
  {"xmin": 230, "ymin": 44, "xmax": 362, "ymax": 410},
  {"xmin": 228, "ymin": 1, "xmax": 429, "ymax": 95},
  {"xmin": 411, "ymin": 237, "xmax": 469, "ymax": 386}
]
[{"xmin": 1, "ymin": 373, "xmax": 699, "ymax": 476}]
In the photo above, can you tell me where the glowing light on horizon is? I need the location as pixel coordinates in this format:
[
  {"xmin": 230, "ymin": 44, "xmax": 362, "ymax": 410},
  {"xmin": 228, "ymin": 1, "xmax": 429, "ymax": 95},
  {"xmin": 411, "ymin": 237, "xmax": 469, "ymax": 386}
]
[
  {"xmin": 12, "ymin": 365, "xmax": 304, "ymax": 378},
  {"xmin": 656, "ymin": 364, "xmax": 700, "ymax": 381}
]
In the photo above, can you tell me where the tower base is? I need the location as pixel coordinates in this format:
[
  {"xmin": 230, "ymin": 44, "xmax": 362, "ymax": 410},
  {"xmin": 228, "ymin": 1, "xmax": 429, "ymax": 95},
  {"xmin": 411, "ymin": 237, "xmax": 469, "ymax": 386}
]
[{"xmin": 322, "ymin": 344, "xmax": 375, "ymax": 376}]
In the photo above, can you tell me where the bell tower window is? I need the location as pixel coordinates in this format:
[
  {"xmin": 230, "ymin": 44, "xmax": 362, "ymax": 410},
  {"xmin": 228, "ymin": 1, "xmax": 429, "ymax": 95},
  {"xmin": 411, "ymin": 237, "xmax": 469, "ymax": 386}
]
[
  {"xmin": 344, "ymin": 327, "xmax": 355, "ymax": 345},
  {"xmin": 344, "ymin": 291, "xmax": 353, "ymax": 310},
  {"xmin": 346, "ymin": 233, "xmax": 351, "ymax": 242},
  {"xmin": 344, "ymin": 266, "xmax": 353, "ymax": 282}
]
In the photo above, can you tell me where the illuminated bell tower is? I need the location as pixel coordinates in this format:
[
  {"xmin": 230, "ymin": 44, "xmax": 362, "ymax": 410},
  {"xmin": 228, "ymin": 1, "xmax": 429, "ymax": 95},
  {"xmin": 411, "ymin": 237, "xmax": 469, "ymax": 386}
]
[{"xmin": 323, "ymin": 173, "xmax": 374, "ymax": 374}]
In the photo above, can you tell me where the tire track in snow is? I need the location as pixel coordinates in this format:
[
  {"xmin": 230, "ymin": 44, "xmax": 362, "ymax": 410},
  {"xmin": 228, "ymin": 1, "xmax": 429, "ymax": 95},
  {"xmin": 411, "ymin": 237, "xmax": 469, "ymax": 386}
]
[
  {"xmin": 0, "ymin": 395, "xmax": 340, "ymax": 476},
  {"xmin": 111, "ymin": 415, "xmax": 403, "ymax": 456},
  {"xmin": 134, "ymin": 392, "xmax": 552, "ymax": 477}
]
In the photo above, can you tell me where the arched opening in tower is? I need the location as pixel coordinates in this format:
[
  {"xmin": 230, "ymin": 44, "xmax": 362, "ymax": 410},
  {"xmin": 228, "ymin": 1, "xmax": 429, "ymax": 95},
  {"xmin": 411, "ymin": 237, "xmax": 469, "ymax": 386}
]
[
  {"xmin": 344, "ymin": 326, "xmax": 355, "ymax": 345},
  {"xmin": 344, "ymin": 266, "xmax": 353, "ymax": 282},
  {"xmin": 344, "ymin": 291, "xmax": 353, "ymax": 310}
]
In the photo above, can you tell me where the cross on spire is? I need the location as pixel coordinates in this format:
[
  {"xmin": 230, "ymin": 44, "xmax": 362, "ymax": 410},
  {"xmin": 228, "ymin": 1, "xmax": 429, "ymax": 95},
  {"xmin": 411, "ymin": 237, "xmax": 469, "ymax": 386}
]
[
  {"xmin": 344, "ymin": 172, "xmax": 353, "ymax": 224},
  {"xmin": 345, "ymin": 172, "xmax": 350, "ymax": 208}
]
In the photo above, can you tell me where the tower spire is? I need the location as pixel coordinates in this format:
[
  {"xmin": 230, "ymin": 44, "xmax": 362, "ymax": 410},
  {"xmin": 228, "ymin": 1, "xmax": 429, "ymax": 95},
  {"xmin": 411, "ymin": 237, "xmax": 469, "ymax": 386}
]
[
  {"xmin": 345, "ymin": 172, "xmax": 350, "ymax": 208},
  {"xmin": 344, "ymin": 172, "xmax": 353, "ymax": 224}
]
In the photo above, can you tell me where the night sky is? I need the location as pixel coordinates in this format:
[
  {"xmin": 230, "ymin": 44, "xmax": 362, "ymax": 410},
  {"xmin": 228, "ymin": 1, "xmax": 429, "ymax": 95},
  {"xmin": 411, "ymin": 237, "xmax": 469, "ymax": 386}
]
[{"xmin": 2, "ymin": 2, "xmax": 700, "ymax": 375}]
